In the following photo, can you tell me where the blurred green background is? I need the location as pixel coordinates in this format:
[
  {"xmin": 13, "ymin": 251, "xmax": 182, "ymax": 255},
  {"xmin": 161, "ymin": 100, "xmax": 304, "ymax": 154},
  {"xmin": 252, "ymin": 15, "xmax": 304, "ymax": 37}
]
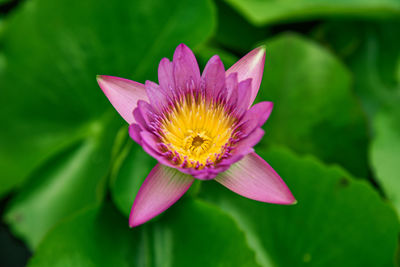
[{"xmin": 0, "ymin": 0, "xmax": 399, "ymax": 266}]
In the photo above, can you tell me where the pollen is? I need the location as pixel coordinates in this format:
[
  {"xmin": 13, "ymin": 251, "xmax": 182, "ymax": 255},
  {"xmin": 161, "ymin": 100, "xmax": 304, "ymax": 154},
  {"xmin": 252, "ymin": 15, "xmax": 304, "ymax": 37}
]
[{"xmin": 158, "ymin": 93, "xmax": 237, "ymax": 169}]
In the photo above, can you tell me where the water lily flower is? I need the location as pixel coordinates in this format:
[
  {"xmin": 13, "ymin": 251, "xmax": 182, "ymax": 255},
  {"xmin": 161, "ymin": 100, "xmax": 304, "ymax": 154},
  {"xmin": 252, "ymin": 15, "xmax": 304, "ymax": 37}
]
[{"xmin": 97, "ymin": 44, "xmax": 296, "ymax": 227}]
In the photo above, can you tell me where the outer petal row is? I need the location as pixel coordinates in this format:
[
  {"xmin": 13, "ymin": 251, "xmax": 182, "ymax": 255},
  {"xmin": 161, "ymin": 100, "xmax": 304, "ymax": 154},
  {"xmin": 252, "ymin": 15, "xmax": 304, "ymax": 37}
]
[
  {"xmin": 215, "ymin": 153, "xmax": 296, "ymax": 205},
  {"xmin": 129, "ymin": 164, "xmax": 194, "ymax": 227},
  {"xmin": 130, "ymin": 151, "xmax": 296, "ymax": 227},
  {"xmin": 96, "ymin": 75, "xmax": 148, "ymax": 124}
]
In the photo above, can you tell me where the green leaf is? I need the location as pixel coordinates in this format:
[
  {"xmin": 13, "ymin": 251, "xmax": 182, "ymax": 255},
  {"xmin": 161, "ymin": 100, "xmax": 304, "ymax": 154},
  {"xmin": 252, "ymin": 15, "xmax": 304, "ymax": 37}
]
[
  {"xmin": 29, "ymin": 200, "xmax": 260, "ymax": 267},
  {"xmin": 371, "ymin": 111, "xmax": 400, "ymax": 216},
  {"xmin": 312, "ymin": 20, "xmax": 400, "ymax": 118},
  {"xmin": 256, "ymin": 33, "xmax": 368, "ymax": 177},
  {"xmin": 312, "ymin": 21, "xmax": 400, "ymax": 216},
  {"xmin": 4, "ymin": 113, "xmax": 120, "ymax": 249},
  {"xmin": 224, "ymin": 0, "xmax": 400, "ymax": 26},
  {"xmin": 0, "ymin": 0, "xmax": 215, "ymax": 196},
  {"xmin": 28, "ymin": 203, "xmax": 141, "ymax": 267},
  {"xmin": 0, "ymin": 0, "xmax": 12, "ymax": 5},
  {"xmin": 199, "ymin": 147, "xmax": 400, "ymax": 266},
  {"xmin": 214, "ymin": 0, "xmax": 269, "ymax": 53}
]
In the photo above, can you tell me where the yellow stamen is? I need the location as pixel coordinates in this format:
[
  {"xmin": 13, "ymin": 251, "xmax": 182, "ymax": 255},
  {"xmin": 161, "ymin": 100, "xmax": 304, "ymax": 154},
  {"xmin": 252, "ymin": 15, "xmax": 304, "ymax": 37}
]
[{"xmin": 159, "ymin": 94, "xmax": 236, "ymax": 168}]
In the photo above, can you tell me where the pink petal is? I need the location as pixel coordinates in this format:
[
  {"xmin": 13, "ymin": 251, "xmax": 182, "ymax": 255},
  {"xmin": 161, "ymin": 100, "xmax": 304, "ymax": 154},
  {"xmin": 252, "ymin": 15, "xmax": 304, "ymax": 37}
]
[
  {"xmin": 173, "ymin": 44, "xmax": 201, "ymax": 92},
  {"xmin": 226, "ymin": 46, "xmax": 266, "ymax": 108},
  {"xmin": 236, "ymin": 79, "xmax": 253, "ymax": 112},
  {"xmin": 240, "ymin": 101, "xmax": 274, "ymax": 136},
  {"xmin": 139, "ymin": 131, "xmax": 177, "ymax": 169},
  {"xmin": 234, "ymin": 128, "xmax": 264, "ymax": 156},
  {"xmin": 226, "ymin": 72, "xmax": 239, "ymax": 107},
  {"xmin": 129, "ymin": 124, "xmax": 142, "ymax": 145},
  {"xmin": 158, "ymin": 57, "xmax": 175, "ymax": 92},
  {"xmin": 97, "ymin": 75, "xmax": 148, "ymax": 124},
  {"xmin": 215, "ymin": 153, "xmax": 296, "ymax": 204},
  {"xmin": 145, "ymin": 80, "xmax": 167, "ymax": 111},
  {"xmin": 129, "ymin": 164, "xmax": 194, "ymax": 227},
  {"xmin": 201, "ymin": 55, "xmax": 226, "ymax": 99}
]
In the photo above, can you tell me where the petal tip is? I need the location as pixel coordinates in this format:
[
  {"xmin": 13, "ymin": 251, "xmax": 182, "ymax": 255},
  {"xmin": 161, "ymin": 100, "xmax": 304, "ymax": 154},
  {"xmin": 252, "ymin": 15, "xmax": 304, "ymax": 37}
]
[
  {"xmin": 257, "ymin": 45, "xmax": 266, "ymax": 53},
  {"xmin": 129, "ymin": 216, "xmax": 143, "ymax": 228},
  {"xmin": 96, "ymin": 75, "xmax": 105, "ymax": 85},
  {"xmin": 129, "ymin": 199, "xmax": 149, "ymax": 228},
  {"xmin": 175, "ymin": 43, "xmax": 190, "ymax": 55}
]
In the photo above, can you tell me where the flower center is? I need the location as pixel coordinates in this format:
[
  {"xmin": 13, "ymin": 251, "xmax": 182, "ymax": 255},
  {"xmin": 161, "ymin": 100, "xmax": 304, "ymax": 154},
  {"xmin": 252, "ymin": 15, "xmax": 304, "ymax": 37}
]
[
  {"xmin": 184, "ymin": 131, "xmax": 211, "ymax": 156},
  {"xmin": 158, "ymin": 94, "xmax": 238, "ymax": 169},
  {"xmin": 192, "ymin": 136, "xmax": 205, "ymax": 147}
]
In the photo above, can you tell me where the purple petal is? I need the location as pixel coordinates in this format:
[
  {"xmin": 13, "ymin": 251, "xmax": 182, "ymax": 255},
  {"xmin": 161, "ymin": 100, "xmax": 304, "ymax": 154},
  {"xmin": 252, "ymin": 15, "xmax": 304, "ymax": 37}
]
[
  {"xmin": 215, "ymin": 153, "xmax": 296, "ymax": 204},
  {"xmin": 226, "ymin": 72, "xmax": 239, "ymax": 107},
  {"xmin": 145, "ymin": 80, "xmax": 167, "ymax": 111},
  {"xmin": 97, "ymin": 75, "xmax": 148, "ymax": 124},
  {"xmin": 129, "ymin": 164, "xmax": 194, "ymax": 227},
  {"xmin": 139, "ymin": 131, "xmax": 177, "ymax": 168},
  {"xmin": 132, "ymin": 100, "xmax": 157, "ymax": 132},
  {"xmin": 140, "ymin": 131, "xmax": 161, "ymax": 153},
  {"xmin": 236, "ymin": 79, "xmax": 252, "ymax": 113},
  {"xmin": 215, "ymin": 129, "xmax": 264, "ymax": 172},
  {"xmin": 129, "ymin": 124, "xmax": 143, "ymax": 145},
  {"xmin": 173, "ymin": 44, "xmax": 201, "ymax": 92},
  {"xmin": 201, "ymin": 55, "xmax": 226, "ymax": 99},
  {"xmin": 226, "ymin": 46, "xmax": 266, "ymax": 108},
  {"xmin": 240, "ymin": 101, "xmax": 274, "ymax": 136},
  {"xmin": 234, "ymin": 128, "xmax": 264, "ymax": 156},
  {"xmin": 158, "ymin": 57, "xmax": 175, "ymax": 92},
  {"xmin": 133, "ymin": 103, "xmax": 148, "ymax": 131}
]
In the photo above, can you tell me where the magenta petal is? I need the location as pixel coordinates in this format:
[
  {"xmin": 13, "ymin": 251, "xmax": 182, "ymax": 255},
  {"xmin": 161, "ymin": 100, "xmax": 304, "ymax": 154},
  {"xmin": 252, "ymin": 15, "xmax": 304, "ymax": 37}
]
[
  {"xmin": 139, "ymin": 131, "xmax": 177, "ymax": 168},
  {"xmin": 240, "ymin": 101, "xmax": 274, "ymax": 135},
  {"xmin": 158, "ymin": 57, "xmax": 175, "ymax": 92},
  {"xmin": 234, "ymin": 128, "xmax": 264, "ymax": 156},
  {"xmin": 226, "ymin": 46, "xmax": 266, "ymax": 108},
  {"xmin": 97, "ymin": 75, "xmax": 148, "ymax": 124},
  {"xmin": 236, "ymin": 79, "xmax": 253, "ymax": 112},
  {"xmin": 129, "ymin": 124, "xmax": 143, "ymax": 145},
  {"xmin": 226, "ymin": 73, "xmax": 239, "ymax": 108},
  {"xmin": 215, "ymin": 153, "xmax": 296, "ymax": 204},
  {"xmin": 140, "ymin": 131, "xmax": 161, "ymax": 152},
  {"xmin": 202, "ymin": 55, "xmax": 226, "ymax": 99},
  {"xmin": 173, "ymin": 44, "xmax": 201, "ymax": 91},
  {"xmin": 145, "ymin": 81, "xmax": 167, "ymax": 111},
  {"xmin": 247, "ymin": 101, "xmax": 273, "ymax": 127},
  {"xmin": 129, "ymin": 164, "xmax": 194, "ymax": 227}
]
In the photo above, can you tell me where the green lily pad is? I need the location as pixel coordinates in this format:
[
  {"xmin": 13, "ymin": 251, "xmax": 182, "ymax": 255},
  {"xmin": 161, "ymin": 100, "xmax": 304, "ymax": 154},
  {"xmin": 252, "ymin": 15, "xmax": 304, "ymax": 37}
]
[
  {"xmin": 199, "ymin": 147, "xmax": 400, "ymax": 266},
  {"xmin": 312, "ymin": 20, "xmax": 400, "ymax": 118},
  {"xmin": 214, "ymin": 0, "xmax": 269, "ymax": 53},
  {"xmin": 29, "ymin": 200, "xmax": 260, "ymax": 267},
  {"xmin": 0, "ymin": 0, "xmax": 215, "ymax": 198},
  {"xmin": 255, "ymin": 33, "xmax": 368, "ymax": 177},
  {"xmin": 312, "ymin": 21, "xmax": 400, "ymax": 217},
  {"xmin": 0, "ymin": 0, "xmax": 12, "ymax": 5},
  {"xmin": 224, "ymin": 0, "xmax": 400, "ymax": 26},
  {"xmin": 4, "ymin": 113, "xmax": 120, "ymax": 249},
  {"xmin": 371, "ymin": 111, "xmax": 400, "ymax": 216}
]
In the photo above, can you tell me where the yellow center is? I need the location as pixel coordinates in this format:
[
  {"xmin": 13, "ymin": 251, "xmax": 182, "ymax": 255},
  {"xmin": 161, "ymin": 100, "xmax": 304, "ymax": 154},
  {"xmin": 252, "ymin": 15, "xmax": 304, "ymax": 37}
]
[{"xmin": 159, "ymin": 94, "xmax": 237, "ymax": 169}]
